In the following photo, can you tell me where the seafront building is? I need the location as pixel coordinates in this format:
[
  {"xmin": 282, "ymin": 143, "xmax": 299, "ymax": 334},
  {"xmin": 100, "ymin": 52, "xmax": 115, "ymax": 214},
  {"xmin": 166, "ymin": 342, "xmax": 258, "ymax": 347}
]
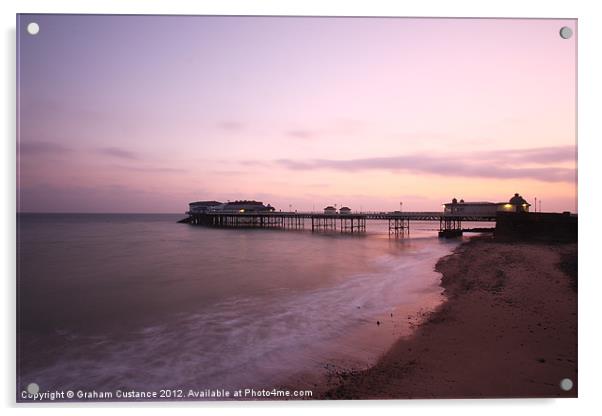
[
  {"xmin": 188, "ymin": 200, "xmax": 275, "ymax": 214},
  {"xmin": 443, "ymin": 193, "xmax": 531, "ymax": 215},
  {"xmin": 188, "ymin": 201, "xmax": 223, "ymax": 213}
]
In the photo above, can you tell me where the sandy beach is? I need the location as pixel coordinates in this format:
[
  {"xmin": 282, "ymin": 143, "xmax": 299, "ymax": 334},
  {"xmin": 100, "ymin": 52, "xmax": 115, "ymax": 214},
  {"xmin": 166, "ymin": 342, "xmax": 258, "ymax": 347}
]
[{"xmin": 323, "ymin": 236, "xmax": 577, "ymax": 399}]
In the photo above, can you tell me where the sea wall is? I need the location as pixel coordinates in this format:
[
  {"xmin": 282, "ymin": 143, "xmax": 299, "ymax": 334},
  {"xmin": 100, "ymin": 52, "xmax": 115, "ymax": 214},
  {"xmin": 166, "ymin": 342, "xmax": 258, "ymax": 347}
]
[{"xmin": 494, "ymin": 212, "xmax": 577, "ymax": 242}]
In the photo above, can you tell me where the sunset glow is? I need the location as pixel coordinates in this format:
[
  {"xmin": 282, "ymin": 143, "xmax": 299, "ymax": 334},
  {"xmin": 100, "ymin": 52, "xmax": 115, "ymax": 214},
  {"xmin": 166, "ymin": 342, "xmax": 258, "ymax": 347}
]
[{"xmin": 17, "ymin": 15, "xmax": 577, "ymax": 213}]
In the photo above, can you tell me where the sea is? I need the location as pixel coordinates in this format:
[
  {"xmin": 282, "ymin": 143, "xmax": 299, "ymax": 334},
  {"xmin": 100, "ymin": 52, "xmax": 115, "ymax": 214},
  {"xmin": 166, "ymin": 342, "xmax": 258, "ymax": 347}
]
[{"xmin": 16, "ymin": 213, "xmax": 480, "ymax": 396}]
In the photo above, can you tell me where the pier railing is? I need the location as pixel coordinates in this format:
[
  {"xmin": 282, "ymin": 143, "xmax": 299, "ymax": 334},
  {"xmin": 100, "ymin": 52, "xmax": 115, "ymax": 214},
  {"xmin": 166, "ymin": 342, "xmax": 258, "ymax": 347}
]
[{"xmin": 179, "ymin": 210, "xmax": 497, "ymax": 237}]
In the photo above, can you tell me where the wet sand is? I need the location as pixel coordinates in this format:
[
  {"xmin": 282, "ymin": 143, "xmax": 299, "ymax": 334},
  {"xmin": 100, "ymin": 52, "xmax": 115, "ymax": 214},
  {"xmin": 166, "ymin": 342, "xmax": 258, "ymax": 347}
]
[{"xmin": 322, "ymin": 236, "xmax": 577, "ymax": 399}]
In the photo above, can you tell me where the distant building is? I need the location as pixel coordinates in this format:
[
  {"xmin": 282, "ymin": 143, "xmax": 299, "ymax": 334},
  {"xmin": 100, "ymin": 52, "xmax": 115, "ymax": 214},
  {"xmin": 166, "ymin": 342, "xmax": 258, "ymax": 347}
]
[
  {"xmin": 189, "ymin": 200, "xmax": 223, "ymax": 213},
  {"xmin": 506, "ymin": 193, "xmax": 531, "ymax": 213},
  {"xmin": 221, "ymin": 200, "xmax": 275, "ymax": 213},
  {"xmin": 443, "ymin": 193, "xmax": 531, "ymax": 215},
  {"xmin": 324, "ymin": 206, "xmax": 337, "ymax": 215},
  {"xmin": 443, "ymin": 198, "xmax": 499, "ymax": 215},
  {"xmin": 189, "ymin": 200, "xmax": 275, "ymax": 213},
  {"xmin": 339, "ymin": 207, "xmax": 352, "ymax": 215}
]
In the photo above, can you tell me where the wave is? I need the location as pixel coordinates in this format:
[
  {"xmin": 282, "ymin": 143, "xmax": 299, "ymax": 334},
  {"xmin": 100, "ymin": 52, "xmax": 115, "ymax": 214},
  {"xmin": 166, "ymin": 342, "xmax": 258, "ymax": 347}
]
[{"xmin": 20, "ymin": 239, "xmax": 456, "ymax": 392}]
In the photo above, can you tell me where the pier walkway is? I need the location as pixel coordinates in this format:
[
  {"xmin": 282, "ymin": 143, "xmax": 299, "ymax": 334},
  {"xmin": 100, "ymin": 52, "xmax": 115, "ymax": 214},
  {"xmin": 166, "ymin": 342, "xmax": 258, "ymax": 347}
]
[{"xmin": 179, "ymin": 211, "xmax": 497, "ymax": 237}]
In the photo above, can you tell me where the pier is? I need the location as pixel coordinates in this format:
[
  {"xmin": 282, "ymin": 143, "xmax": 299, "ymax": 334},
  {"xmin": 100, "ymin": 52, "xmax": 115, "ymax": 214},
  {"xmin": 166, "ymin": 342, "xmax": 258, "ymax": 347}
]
[{"xmin": 179, "ymin": 211, "xmax": 497, "ymax": 238}]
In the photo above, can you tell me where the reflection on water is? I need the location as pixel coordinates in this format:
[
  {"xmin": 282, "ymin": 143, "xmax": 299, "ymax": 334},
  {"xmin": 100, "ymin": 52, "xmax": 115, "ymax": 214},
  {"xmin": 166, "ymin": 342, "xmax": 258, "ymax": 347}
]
[{"xmin": 17, "ymin": 214, "xmax": 462, "ymax": 392}]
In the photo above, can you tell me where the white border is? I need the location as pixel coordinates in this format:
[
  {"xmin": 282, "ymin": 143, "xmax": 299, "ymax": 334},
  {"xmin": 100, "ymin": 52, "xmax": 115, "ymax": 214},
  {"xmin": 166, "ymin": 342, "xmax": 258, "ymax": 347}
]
[{"xmin": 2, "ymin": 1, "xmax": 601, "ymax": 415}]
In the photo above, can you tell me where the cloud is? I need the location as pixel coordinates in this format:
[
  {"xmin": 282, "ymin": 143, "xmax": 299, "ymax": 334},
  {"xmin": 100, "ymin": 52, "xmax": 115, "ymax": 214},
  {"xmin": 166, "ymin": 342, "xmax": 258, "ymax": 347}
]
[
  {"xmin": 19, "ymin": 141, "xmax": 71, "ymax": 155},
  {"xmin": 112, "ymin": 165, "xmax": 187, "ymax": 173},
  {"xmin": 287, "ymin": 129, "xmax": 316, "ymax": 139},
  {"xmin": 269, "ymin": 145, "xmax": 576, "ymax": 183},
  {"xmin": 476, "ymin": 146, "xmax": 576, "ymax": 164},
  {"xmin": 98, "ymin": 147, "xmax": 138, "ymax": 160},
  {"xmin": 239, "ymin": 160, "xmax": 269, "ymax": 167},
  {"xmin": 17, "ymin": 183, "xmax": 187, "ymax": 213},
  {"xmin": 217, "ymin": 121, "xmax": 244, "ymax": 131},
  {"xmin": 210, "ymin": 170, "xmax": 245, "ymax": 176}
]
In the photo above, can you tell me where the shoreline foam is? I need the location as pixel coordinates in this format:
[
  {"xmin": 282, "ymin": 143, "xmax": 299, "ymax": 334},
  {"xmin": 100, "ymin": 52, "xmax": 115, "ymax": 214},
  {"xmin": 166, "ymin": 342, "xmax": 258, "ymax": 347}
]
[{"xmin": 321, "ymin": 235, "xmax": 577, "ymax": 399}]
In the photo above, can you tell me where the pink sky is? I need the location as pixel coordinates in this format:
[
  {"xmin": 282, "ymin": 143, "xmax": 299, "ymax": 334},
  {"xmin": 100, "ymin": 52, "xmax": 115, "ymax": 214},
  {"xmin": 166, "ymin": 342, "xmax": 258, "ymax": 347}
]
[{"xmin": 17, "ymin": 15, "xmax": 577, "ymax": 213}]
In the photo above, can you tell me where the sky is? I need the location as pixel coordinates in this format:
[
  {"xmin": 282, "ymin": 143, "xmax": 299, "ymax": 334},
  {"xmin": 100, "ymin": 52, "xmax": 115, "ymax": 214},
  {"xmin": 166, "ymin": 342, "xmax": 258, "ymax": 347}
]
[{"xmin": 17, "ymin": 15, "xmax": 577, "ymax": 213}]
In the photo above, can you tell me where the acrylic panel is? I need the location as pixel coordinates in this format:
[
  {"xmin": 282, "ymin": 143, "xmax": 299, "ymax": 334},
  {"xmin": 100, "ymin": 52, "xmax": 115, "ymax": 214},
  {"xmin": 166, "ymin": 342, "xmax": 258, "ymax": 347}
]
[{"xmin": 16, "ymin": 14, "xmax": 577, "ymax": 402}]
